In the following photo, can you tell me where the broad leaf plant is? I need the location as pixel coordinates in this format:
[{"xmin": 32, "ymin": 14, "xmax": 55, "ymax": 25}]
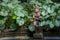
[{"xmin": 0, "ymin": 0, "xmax": 60, "ymax": 32}]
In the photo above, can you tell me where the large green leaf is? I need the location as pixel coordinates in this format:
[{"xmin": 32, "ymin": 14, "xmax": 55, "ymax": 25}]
[
  {"xmin": 41, "ymin": 11, "xmax": 47, "ymax": 16},
  {"xmin": 57, "ymin": 16, "xmax": 60, "ymax": 20},
  {"xmin": 28, "ymin": 24, "xmax": 35, "ymax": 31},
  {"xmin": 1, "ymin": 2, "xmax": 7, "ymax": 7},
  {"xmin": 44, "ymin": 15, "xmax": 50, "ymax": 19},
  {"xmin": 54, "ymin": 20, "xmax": 60, "ymax": 27},
  {"xmin": 45, "ymin": 0, "xmax": 53, "ymax": 4},
  {"xmin": 39, "ymin": 21, "xmax": 46, "ymax": 26},
  {"xmin": 16, "ymin": 17, "xmax": 25, "ymax": 26},
  {"xmin": 58, "ymin": 10, "xmax": 60, "ymax": 14},
  {"xmin": 0, "ymin": 17, "xmax": 7, "ymax": 25},
  {"xmin": 42, "ymin": 5, "xmax": 47, "ymax": 10},
  {"xmin": 9, "ymin": 24, "xmax": 17, "ymax": 31},
  {"xmin": 7, "ymin": 3, "xmax": 14, "ymax": 9},
  {"xmin": 49, "ymin": 22, "xmax": 54, "ymax": 28},
  {"xmin": 50, "ymin": 12, "xmax": 56, "ymax": 16},
  {"xmin": 47, "ymin": 6, "xmax": 53, "ymax": 13},
  {"xmin": 3, "ymin": 0, "xmax": 9, "ymax": 3},
  {"xmin": 0, "ymin": 25, "xmax": 5, "ymax": 31},
  {"xmin": 0, "ymin": 10, "xmax": 8, "ymax": 16},
  {"xmin": 14, "ymin": 10, "xmax": 27, "ymax": 17}
]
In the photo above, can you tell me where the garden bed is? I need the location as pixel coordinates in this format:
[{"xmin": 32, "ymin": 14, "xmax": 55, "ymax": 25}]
[{"xmin": 0, "ymin": 0, "xmax": 60, "ymax": 40}]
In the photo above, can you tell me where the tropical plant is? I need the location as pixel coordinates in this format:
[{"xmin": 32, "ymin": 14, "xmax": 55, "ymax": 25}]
[
  {"xmin": 0, "ymin": 0, "xmax": 60, "ymax": 32},
  {"xmin": 29, "ymin": 0, "xmax": 60, "ymax": 30}
]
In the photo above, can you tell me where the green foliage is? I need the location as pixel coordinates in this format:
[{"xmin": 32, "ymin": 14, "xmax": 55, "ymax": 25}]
[
  {"xmin": 29, "ymin": 0, "xmax": 60, "ymax": 30},
  {"xmin": 38, "ymin": 0, "xmax": 60, "ymax": 29},
  {"xmin": 28, "ymin": 24, "xmax": 35, "ymax": 31},
  {"xmin": 9, "ymin": 24, "xmax": 18, "ymax": 31},
  {"xmin": 16, "ymin": 17, "xmax": 25, "ymax": 26},
  {"xmin": 0, "ymin": 0, "xmax": 60, "ymax": 32},
  {"xmin": 0, "ymin": 0, "xmax": 27, "ymax": 32}
]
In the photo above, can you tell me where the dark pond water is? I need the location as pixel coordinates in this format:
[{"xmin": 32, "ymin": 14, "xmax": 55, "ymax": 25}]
[{"xmin": 44, "ymin": 36, "xmax": 60, "ymax": 40}]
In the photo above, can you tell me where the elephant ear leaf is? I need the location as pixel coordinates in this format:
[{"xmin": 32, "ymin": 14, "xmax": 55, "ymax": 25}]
[
  {"xmin": 0, "ymin": 10, "xmax": 8, "ymax": 16},
  {"xmin": 16, "ymin": 17, "xmax": 25, "ymax": 26},
  {"xmin": 0, "ymin": 25, "xmax": 5, "ymax": 31},
  {"xmin": 28, "ymin": 24, "xmax": 35, "ymax": 32},
  {"xmin": 9, "ymin": 24, "xmax": 17, "ymax": 31}
]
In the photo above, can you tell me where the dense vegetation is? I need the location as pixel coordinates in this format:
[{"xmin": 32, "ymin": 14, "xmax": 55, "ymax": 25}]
[{"xmin": 0, "ymin": 0, "xmax": 60, "ymax": 32}]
